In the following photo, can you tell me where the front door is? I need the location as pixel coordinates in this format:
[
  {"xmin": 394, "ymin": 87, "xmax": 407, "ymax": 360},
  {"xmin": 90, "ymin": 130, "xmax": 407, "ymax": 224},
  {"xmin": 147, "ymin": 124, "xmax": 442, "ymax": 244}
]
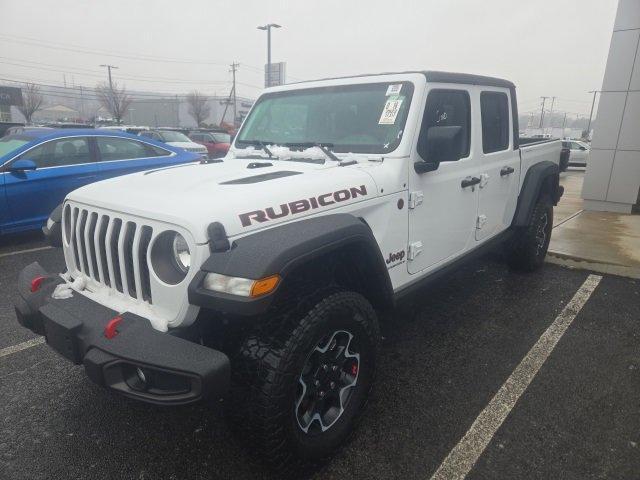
[
  {"xmin": 475, "ymin": 89, "xmax": 520, "ymax": 241},
  {"xmin": 408, "ymin": 88, "xmax": 480, "ymax": 274}
]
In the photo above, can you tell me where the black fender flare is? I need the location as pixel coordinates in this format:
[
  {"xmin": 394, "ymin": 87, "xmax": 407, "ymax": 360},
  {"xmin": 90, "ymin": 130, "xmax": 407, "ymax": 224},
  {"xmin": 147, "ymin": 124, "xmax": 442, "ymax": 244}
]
[
  {"xmin": 43, "ymin": 203, "xmax": 63, "ymax": 247},
  {"xmin": 512, "ymin": 161, "xmax": 563, "ymax": 227},
  {"xmin": 188, "ymin": 214, "xmax": 394, "ymax": 315}
]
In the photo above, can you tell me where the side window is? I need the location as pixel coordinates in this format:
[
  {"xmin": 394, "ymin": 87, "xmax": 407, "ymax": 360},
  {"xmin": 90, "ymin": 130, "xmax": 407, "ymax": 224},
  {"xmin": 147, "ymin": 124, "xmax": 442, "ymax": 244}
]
[
  {"xmin": 417, "ymin": 89, "xmax": 471, "ymax": 162},
  {"xmin": 20, "ymin": 137, "xmax": 91, "ymax": 168},
  {"xmin": 480, "ymin": 91, "xmax": 510, "ymax": 154},
  {"xmin": 96, "ymin": 137, "xmax": 169, "ymax": 161}
]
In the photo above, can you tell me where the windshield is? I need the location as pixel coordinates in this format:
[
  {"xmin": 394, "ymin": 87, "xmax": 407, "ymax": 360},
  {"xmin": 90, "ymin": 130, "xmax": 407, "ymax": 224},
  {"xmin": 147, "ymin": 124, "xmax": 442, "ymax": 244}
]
[
  {"xmin": 160, "ymin": 131, "xmax": 191, "ymax": 142},
  {"xmin": 236, "ymin": 81, "xmax": 414, "ymax": 154},
  {"xmin": 0, "ymin": 136, "xmax": 32, "ymax": 159},
  {"xmin": 212, "ymin": 132, "xmax": 231, "ymax": 143}
]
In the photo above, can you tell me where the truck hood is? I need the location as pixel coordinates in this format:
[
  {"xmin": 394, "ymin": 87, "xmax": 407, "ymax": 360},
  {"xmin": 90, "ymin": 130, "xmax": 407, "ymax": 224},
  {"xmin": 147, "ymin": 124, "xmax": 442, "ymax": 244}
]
[{"xmin": 67, "ymin": 158, "xmax": 380, "ymax": 243}]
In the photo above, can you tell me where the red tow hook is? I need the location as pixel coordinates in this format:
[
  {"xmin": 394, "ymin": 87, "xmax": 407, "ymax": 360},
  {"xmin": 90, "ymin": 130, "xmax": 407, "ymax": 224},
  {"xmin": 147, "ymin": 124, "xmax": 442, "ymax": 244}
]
[
  {"xmin": 104, "ymin": 316, "xmax": 123, "ymax": 339},
  {"xmin": 30, "ymin": 275, "xmax": 46, "ymax": 293}
]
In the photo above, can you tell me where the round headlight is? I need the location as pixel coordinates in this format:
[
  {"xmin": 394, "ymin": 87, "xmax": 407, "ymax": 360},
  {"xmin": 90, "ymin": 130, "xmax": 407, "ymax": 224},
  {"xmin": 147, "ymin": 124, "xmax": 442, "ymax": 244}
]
[{"xmin": 172, "ymin": 233, "xmax": 190, "ymax": 273}]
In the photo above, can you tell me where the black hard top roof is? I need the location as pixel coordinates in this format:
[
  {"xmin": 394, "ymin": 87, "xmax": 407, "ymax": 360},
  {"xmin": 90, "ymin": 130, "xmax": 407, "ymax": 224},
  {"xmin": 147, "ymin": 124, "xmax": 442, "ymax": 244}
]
[{"xmin": 290, "ymin": 70, "xmax": 515, "ymax": 89}]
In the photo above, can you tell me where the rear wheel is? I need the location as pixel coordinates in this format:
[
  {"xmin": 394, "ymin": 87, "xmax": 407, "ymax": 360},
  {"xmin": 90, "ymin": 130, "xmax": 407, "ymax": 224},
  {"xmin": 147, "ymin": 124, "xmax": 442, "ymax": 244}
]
[
  {"xmin": 230, "ymin": 290, "xmax": 379, "ymax": 471},
  {"xmin": 506, "ymin": 200, "xmax": 553, "ymax": 272}
]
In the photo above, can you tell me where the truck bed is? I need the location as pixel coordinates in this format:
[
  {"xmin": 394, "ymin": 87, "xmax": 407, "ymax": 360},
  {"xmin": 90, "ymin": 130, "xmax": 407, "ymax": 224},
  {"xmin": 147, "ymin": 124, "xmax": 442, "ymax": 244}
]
[{"xmin": 518, "ymin": 137, "xmax": 561, "ymax": 189}]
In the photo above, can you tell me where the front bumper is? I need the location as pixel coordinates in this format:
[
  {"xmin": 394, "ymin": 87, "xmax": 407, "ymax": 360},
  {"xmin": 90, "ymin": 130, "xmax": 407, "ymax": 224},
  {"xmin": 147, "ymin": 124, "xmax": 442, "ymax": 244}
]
[{"xmin": 15, "ymin": 262, "xmax": 230, "ymax": 405}]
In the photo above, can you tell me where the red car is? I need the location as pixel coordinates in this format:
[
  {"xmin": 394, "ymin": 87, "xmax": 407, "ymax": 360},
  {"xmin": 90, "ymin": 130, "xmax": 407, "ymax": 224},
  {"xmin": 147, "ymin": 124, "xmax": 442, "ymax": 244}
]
[{"xmin": 188, "ymin": 130, "xmax": 231, "ymax": 159}]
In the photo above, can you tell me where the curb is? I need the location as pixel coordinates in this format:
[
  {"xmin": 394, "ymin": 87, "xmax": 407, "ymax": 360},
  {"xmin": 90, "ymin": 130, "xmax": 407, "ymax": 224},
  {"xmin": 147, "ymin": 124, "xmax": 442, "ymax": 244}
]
[{"xmin": 546, "ymin": 251, "xmax": 640, "ymax": 279}]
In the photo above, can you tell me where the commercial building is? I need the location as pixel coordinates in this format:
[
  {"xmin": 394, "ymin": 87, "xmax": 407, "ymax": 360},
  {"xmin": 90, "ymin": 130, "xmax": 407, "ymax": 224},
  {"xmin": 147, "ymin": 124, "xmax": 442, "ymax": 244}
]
[{"xmin": 582, "ymin": 0, "xmax": 640, "ymax": 213}]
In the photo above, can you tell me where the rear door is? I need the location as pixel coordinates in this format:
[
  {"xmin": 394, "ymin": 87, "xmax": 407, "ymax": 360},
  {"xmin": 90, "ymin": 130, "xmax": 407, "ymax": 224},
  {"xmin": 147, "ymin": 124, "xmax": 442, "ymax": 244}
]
[
  {"xmin": 475, "ymin": 89, "xmax": 520, "ymax": 241},
  {"xmin": 408, "ymin": 87, "xmax": 480, "ymax": 274},
  {"xmin": 4, "ymin": 136, "xmax": 97, "ymax": 229},
  {"xmin": 95, "ymin": 136, "xmax": 181, "ymax": 180}
]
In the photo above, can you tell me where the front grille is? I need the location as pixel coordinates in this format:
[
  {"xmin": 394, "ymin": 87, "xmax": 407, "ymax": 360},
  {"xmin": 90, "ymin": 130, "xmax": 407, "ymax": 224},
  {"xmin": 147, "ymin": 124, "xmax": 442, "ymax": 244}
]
[{"xmin": 65, "ymin": 204, "xmax": 153, "ymax": 304}]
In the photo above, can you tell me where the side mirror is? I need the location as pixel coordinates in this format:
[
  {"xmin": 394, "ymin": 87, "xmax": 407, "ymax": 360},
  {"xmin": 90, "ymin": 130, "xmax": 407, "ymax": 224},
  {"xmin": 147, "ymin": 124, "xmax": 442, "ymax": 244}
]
[
  {"xmin": 414, "ymin": 125, "xmax": 463, "ymax": 174},
  {"xmin": 579, "ymin": 146, "xmax": 586, "ymax": 151},
  {"xmin": 9, "ymin": 159, "xmax": 37, "ymax": 172}
]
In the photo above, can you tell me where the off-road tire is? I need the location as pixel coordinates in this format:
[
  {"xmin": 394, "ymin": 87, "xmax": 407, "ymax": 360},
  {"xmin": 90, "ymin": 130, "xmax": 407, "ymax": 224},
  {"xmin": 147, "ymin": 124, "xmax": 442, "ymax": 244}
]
[
  {"xmin": 229, "ymin": 290, "xmax": 380, "ymax": 472},
  {"xmin": 507, "ymin": 200, "xmax": 553, "ymax": 272}
]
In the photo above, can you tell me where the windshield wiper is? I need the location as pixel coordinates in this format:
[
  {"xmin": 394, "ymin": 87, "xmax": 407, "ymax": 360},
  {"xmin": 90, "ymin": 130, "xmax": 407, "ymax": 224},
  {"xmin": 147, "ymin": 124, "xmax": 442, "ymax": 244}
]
[
  {"xmin": 281, "ymin": 142, "xmax": 341, "ymax": 163},
  {"xmin": 236, "ymin": 139, "xmax": 275, "ymax": 158}
]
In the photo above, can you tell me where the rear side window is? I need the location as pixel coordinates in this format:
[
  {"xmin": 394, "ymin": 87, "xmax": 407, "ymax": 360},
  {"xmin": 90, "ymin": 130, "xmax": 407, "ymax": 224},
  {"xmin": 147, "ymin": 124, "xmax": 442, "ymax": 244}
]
[
  {"xmin": 480, "ymin": 91, "xmax": 510, "ymax": 153},
  {"xmin": 96, "ymin": 137, "xmax": 170, "ymax": 161},
  {"xmin": 19, "ymin": 137, "xmax": 91, "ymax": 168},
  {"xmin": 417, "ymin": 89, "xmax": 471, "ymax": 162}
]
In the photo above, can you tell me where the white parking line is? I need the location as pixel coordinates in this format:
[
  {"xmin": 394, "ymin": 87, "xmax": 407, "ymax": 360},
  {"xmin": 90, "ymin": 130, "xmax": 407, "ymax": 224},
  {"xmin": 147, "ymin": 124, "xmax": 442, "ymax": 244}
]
[
  {"xmin": 0, "ymin": 246, "xmax": 53, "ymax": 259},
  {"xmin": 0, "ymin": 337, "xmax": 45, "ymax": 358},
  {"xmin": 430, "ymin": 274, "xmax": 602, "ymax": 480}
]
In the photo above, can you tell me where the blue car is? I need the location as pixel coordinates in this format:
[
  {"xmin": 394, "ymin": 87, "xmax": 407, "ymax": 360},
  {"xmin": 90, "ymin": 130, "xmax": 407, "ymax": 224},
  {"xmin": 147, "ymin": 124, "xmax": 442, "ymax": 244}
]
[{"xmin": 0, "ymin": 129, "xmax": 200, "ymax": 235}]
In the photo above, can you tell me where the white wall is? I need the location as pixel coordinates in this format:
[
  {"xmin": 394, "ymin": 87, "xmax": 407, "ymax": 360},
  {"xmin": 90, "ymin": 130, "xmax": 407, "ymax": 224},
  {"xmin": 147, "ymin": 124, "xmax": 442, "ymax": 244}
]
[{"xmin": 582, "ymin": 0, "xmax": 640, "ymax": 213}]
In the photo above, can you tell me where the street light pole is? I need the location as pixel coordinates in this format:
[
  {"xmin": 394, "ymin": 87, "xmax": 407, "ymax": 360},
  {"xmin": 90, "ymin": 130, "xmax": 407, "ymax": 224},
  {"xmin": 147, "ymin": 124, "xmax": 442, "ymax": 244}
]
[
  {"xmin": 586, "ymin": 90, "xmax": 600, "ymax": 140},
  {"xmin": 257, "ymin": 23, "xmax": 281, "ymax": 87}
]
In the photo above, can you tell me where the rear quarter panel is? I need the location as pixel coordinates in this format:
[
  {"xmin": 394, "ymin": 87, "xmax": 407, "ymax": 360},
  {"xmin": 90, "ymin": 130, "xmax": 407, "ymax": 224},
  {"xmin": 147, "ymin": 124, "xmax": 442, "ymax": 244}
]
[{"xmin": 519, "ymin": 139, "xmax": 561, "ymax": 190}]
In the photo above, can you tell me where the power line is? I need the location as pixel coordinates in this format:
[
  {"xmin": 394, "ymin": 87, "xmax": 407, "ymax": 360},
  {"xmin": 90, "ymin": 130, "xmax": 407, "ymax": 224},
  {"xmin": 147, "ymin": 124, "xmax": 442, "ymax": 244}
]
[
  {"xmin": 0, "ymin": 76, "xmax": 260, "ymax": 99},
  {"xmin": 0, "ymin": 33, "xmax": 305, "ymax": 83},
  {"xmin": 0, "ymin": 57, "xmax": 233, "ymax": 85},
  {"xmin": 0, "ymin": 34, "xmax": 230, "ymax": 66}
]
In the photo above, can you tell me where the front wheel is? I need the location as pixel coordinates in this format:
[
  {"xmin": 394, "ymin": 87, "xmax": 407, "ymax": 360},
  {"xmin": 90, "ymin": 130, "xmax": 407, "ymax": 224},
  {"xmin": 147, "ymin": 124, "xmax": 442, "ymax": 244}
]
[
  {"xmin": 506, "ymin": 201, "xmax": 553, "ymax": 272},
  {"xmin": 230, "ymin": 290, "xmax": 380, "ymax": 470}
]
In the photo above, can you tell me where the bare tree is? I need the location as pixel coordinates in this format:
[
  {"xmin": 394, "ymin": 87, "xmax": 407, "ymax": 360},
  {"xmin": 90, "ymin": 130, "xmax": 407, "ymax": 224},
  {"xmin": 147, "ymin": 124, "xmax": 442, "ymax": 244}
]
[
  {"xmin": 186, "ymin": 91, "xmax": 211, "ymax": 126},
  {"xmin": 95, "ymin": 81, "xmax": 132, "ymax": 124},
  {"xmin": 17, "ymin": 83, "xmax": 44, "ymax": 124}
]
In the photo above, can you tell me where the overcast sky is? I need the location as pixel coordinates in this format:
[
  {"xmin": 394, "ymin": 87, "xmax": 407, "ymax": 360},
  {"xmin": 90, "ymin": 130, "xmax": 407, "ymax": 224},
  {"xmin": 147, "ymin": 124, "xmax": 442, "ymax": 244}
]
[{"xmin": 1, "ymin": 0, "xmax": 619, "ymax": 116}]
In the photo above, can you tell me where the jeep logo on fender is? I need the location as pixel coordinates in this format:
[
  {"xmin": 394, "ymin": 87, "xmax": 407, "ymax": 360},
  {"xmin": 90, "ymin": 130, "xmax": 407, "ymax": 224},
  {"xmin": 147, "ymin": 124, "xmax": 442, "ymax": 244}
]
[
  {"xmin": 386, "ymin": 250, "xmax": 405, "ymax": 265},
  {"xmin": 239, "ymin": 185, "xmax": 368, "ymax": 227}
]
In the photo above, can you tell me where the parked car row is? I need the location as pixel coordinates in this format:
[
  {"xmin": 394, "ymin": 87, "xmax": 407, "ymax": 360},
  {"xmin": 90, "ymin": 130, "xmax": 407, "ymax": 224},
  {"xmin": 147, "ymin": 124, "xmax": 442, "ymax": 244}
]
[{"xmin": 0, "ymin": 129, "xmax": 200, "ymax": 235}]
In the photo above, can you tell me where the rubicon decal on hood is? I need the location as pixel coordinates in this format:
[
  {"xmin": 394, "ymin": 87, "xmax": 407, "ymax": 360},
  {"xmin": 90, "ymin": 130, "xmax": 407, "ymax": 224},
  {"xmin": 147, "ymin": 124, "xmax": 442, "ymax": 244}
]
[{"xmin": 239, "ymin": 185, "xmax": 368, "ymax": 227}]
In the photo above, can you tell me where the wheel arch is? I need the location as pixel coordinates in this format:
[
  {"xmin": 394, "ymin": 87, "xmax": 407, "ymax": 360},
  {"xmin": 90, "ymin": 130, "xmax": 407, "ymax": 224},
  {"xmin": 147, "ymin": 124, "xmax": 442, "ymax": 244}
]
[
  {"xmin": 189, "ymin": 214, "xmax": 394, "ymax": 315},
  {"xmin": 512, "ymin": 161, "xmax": 563, "ymax": 227}
]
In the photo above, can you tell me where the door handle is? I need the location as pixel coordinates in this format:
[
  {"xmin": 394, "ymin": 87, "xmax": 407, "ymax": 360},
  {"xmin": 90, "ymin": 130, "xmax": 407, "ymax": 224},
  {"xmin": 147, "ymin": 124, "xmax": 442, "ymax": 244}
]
[
  {"xmin": 461, "ymin": 176, "xmax": 481, "ymax": 188},
  {"xmin": 500, "ymin": 166, "xmax": 515, "ymax": 176}
]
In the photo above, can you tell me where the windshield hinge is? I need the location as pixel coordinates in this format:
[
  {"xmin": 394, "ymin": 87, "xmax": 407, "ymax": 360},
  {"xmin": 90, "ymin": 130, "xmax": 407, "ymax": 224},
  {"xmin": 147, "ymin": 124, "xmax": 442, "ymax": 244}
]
[{"xmin": 408, "ymin": 191, "xmax": 423, "ymax": 209}]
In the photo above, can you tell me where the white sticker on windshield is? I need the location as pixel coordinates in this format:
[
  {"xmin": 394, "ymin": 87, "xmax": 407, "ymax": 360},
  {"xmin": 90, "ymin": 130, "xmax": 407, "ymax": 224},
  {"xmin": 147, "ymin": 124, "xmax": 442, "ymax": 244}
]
[
  {"xmin": 379, "ymin": 97, "xmax": 403, "ymax": 125},
  {"xmin": 386, "ymin": 84, "xmax": 402, "ymax": 96}
]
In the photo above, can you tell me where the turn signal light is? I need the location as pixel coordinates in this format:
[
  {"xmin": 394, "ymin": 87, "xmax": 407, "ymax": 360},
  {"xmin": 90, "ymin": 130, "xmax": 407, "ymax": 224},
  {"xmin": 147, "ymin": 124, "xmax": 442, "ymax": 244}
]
[{"xmin": 250, "ymin": 275, "xmax": 280, "ymax": 297}]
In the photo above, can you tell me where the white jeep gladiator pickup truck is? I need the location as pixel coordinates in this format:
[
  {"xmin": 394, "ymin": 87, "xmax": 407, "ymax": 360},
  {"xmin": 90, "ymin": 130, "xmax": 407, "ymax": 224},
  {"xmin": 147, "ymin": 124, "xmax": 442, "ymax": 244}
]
[{"xmin": 16, "ymin": 71, "xmax": 563, "ymax": 468}]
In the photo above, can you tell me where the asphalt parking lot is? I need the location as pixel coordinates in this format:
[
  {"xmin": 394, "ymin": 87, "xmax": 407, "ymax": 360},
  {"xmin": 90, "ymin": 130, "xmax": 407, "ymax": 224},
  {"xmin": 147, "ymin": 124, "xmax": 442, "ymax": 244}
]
[{"xmin": 1, "ymin": 230, "xmax": 639, "ymax": 479}]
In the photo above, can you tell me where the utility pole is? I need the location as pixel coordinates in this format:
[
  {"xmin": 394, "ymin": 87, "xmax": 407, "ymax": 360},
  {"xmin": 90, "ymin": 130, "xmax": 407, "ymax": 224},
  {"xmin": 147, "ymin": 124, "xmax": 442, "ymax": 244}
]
[
  {"xmin": 100, "ymin": 64, "xmax": 118, "ymax": 91},
  {"xmin": 539, "ymin": 96, "xmax": 549, "ymax": 129},
  {"xmin": 586, "ymin": 90, "xmax": 599, "ymax": 139},
  {"xmin": 78, "ymin": 85, "xmax": 85, "ymax": 119},
  {"xmin": 547, "ymin": 96, "xmax": 556, "ymax": 133},
  {"xmin": 561, "ymin": 112, "xmax": 567, "ymax": 130},
  {"xmin": 175, "ymin": 94, "xmax": 180, "ymax": 127},
  {"xmin": 230, "ymin": 62, "xmax": 239, "ymax": 126},
  {"xmin": 257, "ymin": 23, "xmax": 281, "ymax": 87},
  {"xmin": 100, "ymin": 64, "xmax": 119, "ymax": 123}
]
